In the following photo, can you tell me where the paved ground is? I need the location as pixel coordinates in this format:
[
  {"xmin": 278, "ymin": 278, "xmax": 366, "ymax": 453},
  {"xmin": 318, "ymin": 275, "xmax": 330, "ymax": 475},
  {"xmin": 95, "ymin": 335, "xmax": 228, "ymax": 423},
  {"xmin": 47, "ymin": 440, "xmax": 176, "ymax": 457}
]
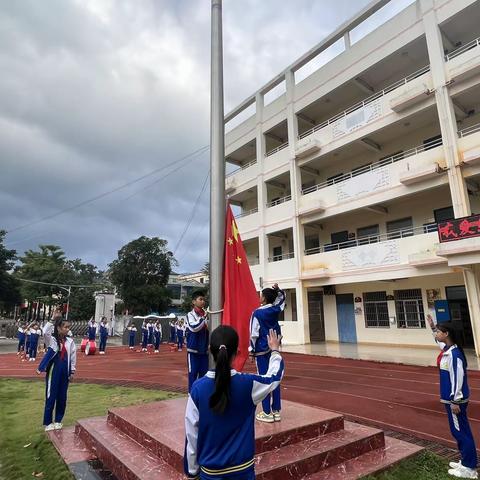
[{"xmin": 1, "ymin": 344, "xmax": 479, "ymax": 451}]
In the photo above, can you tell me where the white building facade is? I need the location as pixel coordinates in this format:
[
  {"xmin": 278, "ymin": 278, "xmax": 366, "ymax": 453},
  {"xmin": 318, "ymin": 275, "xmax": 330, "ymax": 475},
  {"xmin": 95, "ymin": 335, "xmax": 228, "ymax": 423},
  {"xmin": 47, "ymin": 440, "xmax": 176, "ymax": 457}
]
[{"xmin": 225, "ymin": 0, "xmax": 480, "ymax": 353}]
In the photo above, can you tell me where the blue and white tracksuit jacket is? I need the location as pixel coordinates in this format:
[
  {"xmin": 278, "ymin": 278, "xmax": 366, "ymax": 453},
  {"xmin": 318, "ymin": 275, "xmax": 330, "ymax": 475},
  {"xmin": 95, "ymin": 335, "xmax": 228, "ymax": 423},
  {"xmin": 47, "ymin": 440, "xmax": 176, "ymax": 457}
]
[
  {"xmin": 87, "ymin": 321, "xmax": 97, "ymax": 341},
  {"xmin": 147, "ymin": 323, "xmax": 154, "ymax": 345},
  {"xmin": 184, "ymin": 351, "xmax": 285, "ymax": 479},
  {"xmin": 249, "ymin": 290, "xmax": 285, "ymax": 415},
  {"xmin": 186, "ymin": 311, "xmax": 209, "ymax": 393},
  {"xmin": 141, "ymin": 323, "xmax": 149, "ymax": 348},
  {"xmin": 38, "ymin": 337, "xmax": 77, "ymax": 425},
  {"xmin": 437, "ymin": 342, "xmax": 477, "ymax": 469}
]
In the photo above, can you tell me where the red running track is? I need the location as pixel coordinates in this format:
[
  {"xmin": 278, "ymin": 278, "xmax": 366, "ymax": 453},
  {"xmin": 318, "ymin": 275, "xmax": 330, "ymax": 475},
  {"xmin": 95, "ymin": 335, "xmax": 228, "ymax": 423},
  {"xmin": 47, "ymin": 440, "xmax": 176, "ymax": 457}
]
[{"xmin": 2, "ymin": 345, "xmax": 480, "ymax": 451}]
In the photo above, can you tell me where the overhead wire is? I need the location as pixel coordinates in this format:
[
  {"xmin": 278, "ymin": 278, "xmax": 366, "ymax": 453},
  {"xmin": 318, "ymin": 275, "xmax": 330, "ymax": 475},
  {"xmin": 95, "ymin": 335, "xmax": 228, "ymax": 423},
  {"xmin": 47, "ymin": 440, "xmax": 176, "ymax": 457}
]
[{"xmin": 6, "ymin": 144, "xmax": 209, "ymax": 235}]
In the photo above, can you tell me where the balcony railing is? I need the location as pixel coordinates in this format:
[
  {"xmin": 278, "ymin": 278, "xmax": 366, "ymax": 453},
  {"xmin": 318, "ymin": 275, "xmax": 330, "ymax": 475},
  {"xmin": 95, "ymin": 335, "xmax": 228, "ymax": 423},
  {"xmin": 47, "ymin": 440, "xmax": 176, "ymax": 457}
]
[
  {"xmin": 226, "ymin": 159, "xmax": 257, "ymax": 178},
  {"xmin": 445, "ymin": 35, "xmax": 480, "ymax": 61},
  {"xmin": 247, "ymin": 256, "xmax": 260, "ymax": 266},
  {"xmin": 301, "ymin": 137, "xmax": 443, "ymax": 195},
  {"xmin": 265, "ymin": 142, "xmax": 289, "ymax": 157},
  {"xmin": 297, "ymin": 65, "xmax": 431, "ymax": 140},
  {"xmin": 268, "ymin": 252, "xmax": 295, "ymax": 262},
  {"xmin": 235, "ymin": 207, "xmax": 258, "ymax": 219},
  {"xmin": 304, "ymin": 224, "xmax": 437, "ymax": 255},
  {"xmin": 266, "ymin": 195, "xmax": 292, "ymax": 208},
  {"xmin": 458, "ymin": 122, "xmax": 480, "ymax": 138}
]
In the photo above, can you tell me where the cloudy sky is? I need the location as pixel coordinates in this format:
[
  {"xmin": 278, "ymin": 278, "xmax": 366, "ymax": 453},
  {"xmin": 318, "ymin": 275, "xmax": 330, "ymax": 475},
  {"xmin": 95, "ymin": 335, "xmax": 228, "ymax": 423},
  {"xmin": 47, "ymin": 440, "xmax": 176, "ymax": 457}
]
[{"xmin": 0, "ymin": 0, "xmax": 414, "ymax": 273}]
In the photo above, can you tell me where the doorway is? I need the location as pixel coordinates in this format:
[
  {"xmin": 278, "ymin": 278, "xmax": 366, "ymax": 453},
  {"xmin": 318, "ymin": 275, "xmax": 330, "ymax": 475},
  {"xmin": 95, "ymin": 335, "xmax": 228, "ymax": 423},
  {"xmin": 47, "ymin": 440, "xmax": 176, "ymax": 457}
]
[
  {"xmin": 308, "ymin": 291, "xmax": 325, "ymax": 342},
  {"xmin": 446, "ymin": 286, "xmax": 474, "ymax": 348},
  {"xmin": 336, "ymin": 293, "xmax": 357, "ymax": 343}
]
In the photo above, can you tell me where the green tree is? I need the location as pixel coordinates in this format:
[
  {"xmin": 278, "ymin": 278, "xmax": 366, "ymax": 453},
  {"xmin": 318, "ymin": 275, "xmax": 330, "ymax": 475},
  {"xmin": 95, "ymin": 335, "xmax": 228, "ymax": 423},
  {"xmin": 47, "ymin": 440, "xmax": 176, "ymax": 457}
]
[
  {"xmin": 109, "ymin": 236, "xmax": 176, "ymax": 314},
  {"xmin": 0, "ymin": 231, "xmax": 21, "ymax": 315}
]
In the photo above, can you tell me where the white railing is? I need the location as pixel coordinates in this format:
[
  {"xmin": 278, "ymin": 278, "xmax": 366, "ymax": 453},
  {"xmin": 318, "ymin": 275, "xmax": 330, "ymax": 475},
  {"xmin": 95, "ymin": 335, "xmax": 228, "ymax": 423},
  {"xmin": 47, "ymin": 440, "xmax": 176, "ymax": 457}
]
[
  {"xmin": 458, "ymin": 122, "xmax": 480, "ymax": 138},
  {"xmin": 304, "ymin": 224, "xmax": 437, "ymax": 255},
  {"xmin": 247, "ymin": 256, "xmax": 260, "ymax": 266},
  {"xmin": 297, "ymin": 65, "xmax": 431, "ymax": 140},
  {"xmin": 301, "ymin": 137, "xmax": 443, "ymax": 195},
  {"xmin": 445, "ymin": 36, "xmax": 480, "ymax": 62},
  {"xmin": 266, "ymin": 195, "xmax": 292, "ymax": 208},
  {"xmin": 225, "ymin": 159, "xmax": 257, "ymax": 178},
  {"xmin": 235, "ymin": 207, "xmax": 258, "ymax": 219},
  {"xmin": 268, "ymin": 252, "xmax": 295, "ymax": 262},
  {"xmin": 265, "ymin": 142, "xmax": 289, "ymax": 157}
]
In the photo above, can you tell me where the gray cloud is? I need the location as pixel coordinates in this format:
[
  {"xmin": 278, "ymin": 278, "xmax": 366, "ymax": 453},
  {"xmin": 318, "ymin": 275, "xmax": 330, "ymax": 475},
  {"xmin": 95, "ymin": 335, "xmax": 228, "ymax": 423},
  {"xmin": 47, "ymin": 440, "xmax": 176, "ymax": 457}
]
[{"xmin": 1, "ymin": 0, "xmax": 390, "ymax": 272}]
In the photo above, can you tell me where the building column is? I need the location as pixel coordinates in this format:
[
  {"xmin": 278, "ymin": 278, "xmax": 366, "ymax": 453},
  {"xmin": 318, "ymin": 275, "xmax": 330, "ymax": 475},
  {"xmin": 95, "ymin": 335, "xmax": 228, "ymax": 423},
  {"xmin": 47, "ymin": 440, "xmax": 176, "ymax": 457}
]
[
  {"xmin": 422, "ymin": 0, "xmax": 480, "ymax": 355},
  {"xmin": 255, "ymin": 93, "xmax": 269, "ymax": 285}
]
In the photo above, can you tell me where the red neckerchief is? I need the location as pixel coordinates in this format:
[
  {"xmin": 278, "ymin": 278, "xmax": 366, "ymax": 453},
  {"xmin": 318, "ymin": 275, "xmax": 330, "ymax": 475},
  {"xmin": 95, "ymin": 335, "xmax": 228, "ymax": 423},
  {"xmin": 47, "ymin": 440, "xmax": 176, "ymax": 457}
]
[
  {"xmin": 194, "ymin": 306, "xmax": 206, "ymax": 317},
  {"xmin": 60, "ymin": 339, "xmax": 67, "ymax": 360}
]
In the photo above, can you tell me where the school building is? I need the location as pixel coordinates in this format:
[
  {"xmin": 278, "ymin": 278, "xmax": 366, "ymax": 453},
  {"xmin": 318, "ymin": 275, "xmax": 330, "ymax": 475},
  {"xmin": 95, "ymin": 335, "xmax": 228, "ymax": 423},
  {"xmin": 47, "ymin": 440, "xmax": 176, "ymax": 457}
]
[{"xmin": 225, "ymin": 0, "xmax": 480, "ymax": 353}]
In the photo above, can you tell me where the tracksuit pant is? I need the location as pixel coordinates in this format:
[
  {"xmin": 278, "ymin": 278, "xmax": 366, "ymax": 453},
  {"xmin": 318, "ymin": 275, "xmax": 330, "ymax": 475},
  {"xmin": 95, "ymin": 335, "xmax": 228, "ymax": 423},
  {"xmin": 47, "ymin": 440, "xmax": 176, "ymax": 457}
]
[
  {"xmin": 44, "ymin": 358, "xmax": 69, "ymax": 425},
  {"xmin": 445, "ymin": 403, "xmax": 478, "ymax": 469},
  {"xmin": 29, "ymin": 340, "xmax": 39, "ymax": 359},
  {"xmin": 256, "ymin": 352, "xmax": 281, "ymax": 414},
  {"xmin": 154, "ymin": 334, "xmax": 161, "ymax": 350},
  {"xmin": 99, "ymin": 336, "xmax": 107, "ymax": 352},
  {"xmin": 129, "ymin": 334, "xmax": 135, "ymax": 347},
  {"xmin": 177, "ymin": 331, "xmax": 184, "ymax": 350},
  {"xmin": 170, "ymin": 326, "xmax": 176, "ymax": 343},
  {"xmin": 18, "ymin": 337, "xmax": 25, "ymax": 352},
  {"xmin": 187, "ymin": 352, "xmax": 208, "ymax": 393},
  {"xmin": 142, "ymin": 333, "xmax": 148, "ymax": 349}
]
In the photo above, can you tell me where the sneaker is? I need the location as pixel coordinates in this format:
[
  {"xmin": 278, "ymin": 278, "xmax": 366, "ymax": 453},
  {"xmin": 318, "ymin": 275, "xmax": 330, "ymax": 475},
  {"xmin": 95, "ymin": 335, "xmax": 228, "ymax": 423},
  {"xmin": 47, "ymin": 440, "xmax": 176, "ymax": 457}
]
[
  {"xmin": 45, "ymin": 424, "xmax": 55, "ymax": 432},
  {"xmin": 272, "ymin": 411, "xmax": 281, "ymax": 422},
  {"xmin": 178, "ymin": 348, "xmax": 182, "ymax": 352},
  {"xmin": 155, "ymin": 350, "xmax": 159, "ymax": 353},
  {"xmin": 256, "ymin": 412, "xmax": 275, "ymax": 423},
  {"xmin": 448, "ymin": 466, "xmax": 478, "ymax": 479},
  {"xmin": 450, "ymin": 461, "xmax": 462, "ymax": 469},
  {"xmin": 53, "ymin": 422, "xmax": 63, "ymax": 430}
]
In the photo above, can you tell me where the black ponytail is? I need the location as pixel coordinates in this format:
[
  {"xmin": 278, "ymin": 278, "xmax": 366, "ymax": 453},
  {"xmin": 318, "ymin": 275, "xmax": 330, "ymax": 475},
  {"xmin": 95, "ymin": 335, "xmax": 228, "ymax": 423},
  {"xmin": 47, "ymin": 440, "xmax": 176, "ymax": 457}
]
[
  {"xmin": 437, "ymin": 322, "xmax": 468, "ymax": 368},
  {"xmin": 52, "ymin": 317, "xmax": 68, "ymax": 345},
  {"xmin": 209, "ymin": 325, "xmax": 239, "ymax": 414}
]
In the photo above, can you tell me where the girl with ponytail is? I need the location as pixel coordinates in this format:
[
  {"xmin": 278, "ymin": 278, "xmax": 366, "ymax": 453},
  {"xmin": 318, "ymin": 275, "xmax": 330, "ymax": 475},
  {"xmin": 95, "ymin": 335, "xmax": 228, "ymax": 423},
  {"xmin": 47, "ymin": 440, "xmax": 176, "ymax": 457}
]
[
  {"xmin": 184, "ymin": 325, "xmax": 284, "ymax": 480},
  {"xmin": 427, "ymin": 315, "xmax": 477, "ymax": 479}
]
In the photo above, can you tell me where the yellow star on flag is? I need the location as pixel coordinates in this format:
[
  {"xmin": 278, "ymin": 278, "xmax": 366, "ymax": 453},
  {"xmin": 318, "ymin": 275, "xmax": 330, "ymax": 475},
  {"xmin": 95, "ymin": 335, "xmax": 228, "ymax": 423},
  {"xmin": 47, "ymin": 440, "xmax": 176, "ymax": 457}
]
[
  {"xmin": 235, "ymin": 256, "xmax": 242, "ymax": 264},
  {"xmin": 227, "ymin": 237, "xmax": 234, "ymax": 246}
]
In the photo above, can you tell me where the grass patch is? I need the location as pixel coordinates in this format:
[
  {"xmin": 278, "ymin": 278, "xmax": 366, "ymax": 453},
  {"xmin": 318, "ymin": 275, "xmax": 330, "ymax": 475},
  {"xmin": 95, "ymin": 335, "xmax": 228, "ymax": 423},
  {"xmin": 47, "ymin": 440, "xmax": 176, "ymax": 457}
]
[
  {"xmin": 0, "ymin": 378, "xmax": 179, "ymax": 480},
  {"xmin": 364, "ymin": 450, "xmax": 456, "ymax": 479}
]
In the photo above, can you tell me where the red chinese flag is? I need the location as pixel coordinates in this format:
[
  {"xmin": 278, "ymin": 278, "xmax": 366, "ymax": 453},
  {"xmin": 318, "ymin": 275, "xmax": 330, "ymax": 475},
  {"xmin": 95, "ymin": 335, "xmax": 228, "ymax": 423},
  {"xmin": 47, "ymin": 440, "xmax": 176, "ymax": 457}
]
[{"xmin": 222, "ymin": 205, "xmax": 260, "ymax": 371}]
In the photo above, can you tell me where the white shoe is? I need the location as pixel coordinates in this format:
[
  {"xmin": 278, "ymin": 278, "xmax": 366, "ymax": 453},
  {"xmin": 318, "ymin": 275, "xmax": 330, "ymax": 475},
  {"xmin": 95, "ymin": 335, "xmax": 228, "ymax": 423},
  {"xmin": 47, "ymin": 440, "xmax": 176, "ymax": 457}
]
[
  {"xmin": 155, "ymin": 350, "xmax": 159, "ymax": 353},
  {"xmin": 448, "ymin": 465, "xmax": 478, "ymax": 479},
  {"xmin": 272, "ymin": 411, "xmax": 281, "ymax": 422},
  {"xmin": 450, "ymin": 461, "xmax": 462, "ymax": 469},
  {"xmin": 256, "ymin": 412, "xmax": 275, "ymax": 423},
  {"xmin": 53, "ymin": 422, "xmax": 63, "ymax": 430},
  {"xmin": 45, "ymin": 423, "xmax": 55, "ymax": 432}
]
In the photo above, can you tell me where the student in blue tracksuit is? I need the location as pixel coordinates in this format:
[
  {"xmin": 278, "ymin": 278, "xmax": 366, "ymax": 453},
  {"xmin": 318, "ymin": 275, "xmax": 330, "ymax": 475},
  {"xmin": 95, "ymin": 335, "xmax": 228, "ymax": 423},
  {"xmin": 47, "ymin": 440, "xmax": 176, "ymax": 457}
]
[
  {"xmin": 87, "ymin": 318, "xmax": 97, "ymax": 341},
  {"xmin": 147, "ymin": 321, "xmax": 154, "ymax": 347},
  {"xmin": 28, "ymin": 324, "xmax": 42, "ymax": 361},
  {"xmin": 428, "ymin": 316, "xmax": 478, "ymax": 479},
  {"xmin": 186, "ymin": 292, "xmax": 209, "ymax": 393},
  {"xmin": 17, "ymin": 324, "xmax": 27, "ymax": 355},
  {"xmin": 36, "ymin": 317, "xmax": 77, "ymax": 432},
  {"xmin": 184, "ymin": 325, "xmax": 284, "ymax": 480},
  {"xmin": 128, "ymin": 324, "xmax": 137, "ymax": 349},
  {"xmin": 249, "ymin": 283, "xmax": 285, "ymax": 423},
  {"xmin": 169, "ymin": 320, "xmax": 177, "ymax": 344},
  {"xmin": 177, "ymin": 319, "xmax": 186, "ymax": 351},
  {"xmin": 141, "ymin": 321, "xmax": 148, "ymax": 351},
  {"xmin": 99, "ymin": 318, "xmax": 108, "ymax": 355},
  {"xmin": 154, "ymin": 321, "xmax": 162, "ymax": 353}
]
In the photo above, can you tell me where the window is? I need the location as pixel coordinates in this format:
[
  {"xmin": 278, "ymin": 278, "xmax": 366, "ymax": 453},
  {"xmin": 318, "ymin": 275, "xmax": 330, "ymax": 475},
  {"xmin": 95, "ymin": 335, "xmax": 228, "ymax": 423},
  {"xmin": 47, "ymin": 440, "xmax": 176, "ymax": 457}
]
[
  {"xmin": 363, "ymin": 291, "xmax": 390, "ymax": 328},
  {"xmin": 167, "ymin": 284, "xmax": 181, "ymax": 300},
  {"xmin": 305, "ymin": 235, "xmax": 320, "ymax": 251},
  {"xmin": 423, "ymin": 222, "xmax": 437, "ymax": 233},
  {"xmin": 357, "ymin": 225, "xmax": 379, "ymax": 245},
  {"xmin": 394, "ymin": 289, "xmax": 425, "ymax": 328},
  {"xmin": 272, "ymin": 246, "xmax": 283, "ymax": 262},
  {"xmin": 434, "ymin": 206, "xmax": 454, "ymax": 224},
  {"xmin": 387, "ymin": 217, "xmax": 413, "ymax": 239}
]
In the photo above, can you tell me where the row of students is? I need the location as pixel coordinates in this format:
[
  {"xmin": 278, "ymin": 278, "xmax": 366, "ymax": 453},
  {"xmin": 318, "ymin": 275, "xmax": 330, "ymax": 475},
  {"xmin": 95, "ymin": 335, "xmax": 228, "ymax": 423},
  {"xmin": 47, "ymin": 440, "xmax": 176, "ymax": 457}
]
[
  {"xmin": 139, "ymin": 320, "xmax": 163, "ymax": 352},
  {"xmin": 86, "ymin": 317, "xmax": 109, "ymax": 354},
  {"xmin": 17, "ymin": 323, "xmax": 43, "ymax": 361}
]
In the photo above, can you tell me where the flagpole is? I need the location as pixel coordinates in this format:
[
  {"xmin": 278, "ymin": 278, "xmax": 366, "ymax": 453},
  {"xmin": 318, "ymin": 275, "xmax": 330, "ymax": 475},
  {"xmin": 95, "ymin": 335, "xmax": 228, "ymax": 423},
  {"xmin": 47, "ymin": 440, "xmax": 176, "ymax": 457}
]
[{"xmin": 209, "ymin": 0, "xmax": 226, "ymax": 337}]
